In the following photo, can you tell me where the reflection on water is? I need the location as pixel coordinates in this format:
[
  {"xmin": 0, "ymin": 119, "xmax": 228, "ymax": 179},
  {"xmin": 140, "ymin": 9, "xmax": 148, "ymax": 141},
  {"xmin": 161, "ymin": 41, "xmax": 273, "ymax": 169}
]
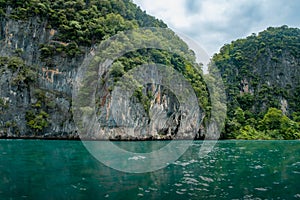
[
  {"xmin": 0, "ymin": 140, "xmax": 299, "ymax": 199},
  {"xmin": 112, "ymin": 140, "xmax": 172, "ymax": 153}
]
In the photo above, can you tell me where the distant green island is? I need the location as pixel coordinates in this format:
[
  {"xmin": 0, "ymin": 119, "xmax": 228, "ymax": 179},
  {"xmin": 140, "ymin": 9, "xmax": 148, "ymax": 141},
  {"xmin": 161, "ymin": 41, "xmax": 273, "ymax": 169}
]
[
  {"xmin": 212, "ymin": 26, "xmax": 300, "ymax": 140},
  {"xmin": 0, "ymin": 0, "xmax": 299, "ymax": 140}
]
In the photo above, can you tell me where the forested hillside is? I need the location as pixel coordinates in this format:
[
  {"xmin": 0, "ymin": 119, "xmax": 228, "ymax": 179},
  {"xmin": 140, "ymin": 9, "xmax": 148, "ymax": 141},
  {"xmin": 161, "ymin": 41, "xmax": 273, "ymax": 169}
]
[
  {"xmin": 0, "ymin": 0, "xmax": 209, "ymax": 139},
  {"xmin": 212, "ymin": 26, "xmax": 300, "ymax": 139},
  {"xmin": 1, "ymin": 1, "xmax": 299, "ymax": 140}
]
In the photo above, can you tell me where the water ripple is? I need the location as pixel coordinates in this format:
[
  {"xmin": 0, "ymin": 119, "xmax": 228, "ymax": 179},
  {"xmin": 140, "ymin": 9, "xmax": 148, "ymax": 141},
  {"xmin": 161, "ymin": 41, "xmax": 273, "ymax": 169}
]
[
  {"xmin": 199, "ymin": 175, "xmax": 214, "ymax": 183},
  {"xmin": 172, "ymin": 159, "xmax": 197, "ymax": 167},
  {"xmin": 292, "ymin": 162, "xmax": 300, "ymax": 166},
  {"xmin": 128, "ymin": 156, "xmax": 146, "ymax": 161},
  {"xmin": 255, "ymin": 187, "xmax": 268, "ymax": 191},
  {"xmin": 294, "ymin": 194, "xmax": 300, "ymax": 198},
  {"xmin": 183, "ymin": 177, "xmax": 199, "ymax": 185}
]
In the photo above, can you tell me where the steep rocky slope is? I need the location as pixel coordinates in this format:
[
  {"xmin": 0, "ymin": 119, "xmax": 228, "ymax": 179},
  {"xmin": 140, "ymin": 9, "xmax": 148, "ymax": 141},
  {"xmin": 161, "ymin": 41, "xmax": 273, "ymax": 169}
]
[
  {"xmin": 212, "ymin": 26, "xmax": 300, "ymax": 139},
  {"xmin": 0, "ymin": 0, "xmax": 209, "ymax": 139}
]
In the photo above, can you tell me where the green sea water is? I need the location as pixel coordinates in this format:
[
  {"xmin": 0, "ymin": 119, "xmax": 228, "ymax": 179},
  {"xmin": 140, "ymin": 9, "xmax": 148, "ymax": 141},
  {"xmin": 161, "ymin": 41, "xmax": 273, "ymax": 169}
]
[{"xmin": 0, "ymin": 140, "xmax": 299, "ymax": 199}]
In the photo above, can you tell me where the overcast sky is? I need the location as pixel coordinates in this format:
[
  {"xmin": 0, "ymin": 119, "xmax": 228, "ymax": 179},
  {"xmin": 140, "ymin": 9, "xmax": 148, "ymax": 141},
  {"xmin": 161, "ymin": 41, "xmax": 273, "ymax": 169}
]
[{"xmin": 133, "ymin": 0, "xmax": 300, "ymax": 58}]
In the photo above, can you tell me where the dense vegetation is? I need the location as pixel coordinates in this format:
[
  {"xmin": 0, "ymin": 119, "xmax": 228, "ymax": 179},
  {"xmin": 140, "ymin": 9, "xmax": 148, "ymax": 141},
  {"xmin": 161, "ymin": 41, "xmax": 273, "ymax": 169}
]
[
  {"xmin": 0, "ymin": 0, "xmax": 166, "ymax": 43},
  {"xmin": 1, "ymin": 1, "xmax": 299, "ymax": 140},
  {"xmin": 212, "ymin": 26, "xmax": 300, "ymax": 139},
  {"xmin": 0, "ymin": 0, "xmax": 210, "ymax": 135},
  {"xmin": 0, "ymin": 0, "xmax": 167, "ymax": 59}
]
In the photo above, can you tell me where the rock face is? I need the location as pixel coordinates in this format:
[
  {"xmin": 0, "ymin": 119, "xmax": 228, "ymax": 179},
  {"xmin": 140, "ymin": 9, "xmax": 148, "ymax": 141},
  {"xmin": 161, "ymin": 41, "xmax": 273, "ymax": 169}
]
[
  {"xmin": 211, "ymin": 26, "xmax": 300, "ymax": 139},
  {"xmin": 0, "ymin": 16, "xmax": 203, "ymax": 140},
  {"xmin": 0, "ymin": 17, "xmax": 80, "ymax": 138},
  {"xmin": 95, "ymin": 84, "xmax": 183, "ymax": 140},
  {"xmin": 214, "ymin": 26, "xmax": 300, "ymax": 116},
  {"xmin": 92, "ymin": 69, "xmax": 201, "ymax": 140}
]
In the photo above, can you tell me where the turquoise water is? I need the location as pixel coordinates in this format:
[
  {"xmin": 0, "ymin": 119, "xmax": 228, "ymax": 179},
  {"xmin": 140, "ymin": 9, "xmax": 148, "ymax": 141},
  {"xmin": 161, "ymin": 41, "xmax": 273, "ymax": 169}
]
[{"xmin": 0, "ymin": 140, "xmax": 300, "ymax": 199}]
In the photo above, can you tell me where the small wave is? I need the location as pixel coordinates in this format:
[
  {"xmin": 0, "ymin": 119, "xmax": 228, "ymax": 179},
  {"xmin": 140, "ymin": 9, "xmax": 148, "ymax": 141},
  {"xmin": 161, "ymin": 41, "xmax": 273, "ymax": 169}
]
[
  {"xmin": 255, "ymin": 187, "xmax": 268, "ymax": 191},
  {"xmin": 195, "ymin": 188, "xmax": 209, "ymax": 192},
  {"xmin": 260, "ymin": 174, "xmax": 266, "ymax": 177},
  {"xmin": 294, "ymin": 194, "xmax": 300, "ymax": 198},
  {"xmin": 269, "ymin": 149, "xmax": 279, "ymax": 153},
  {"xmin": 188, "ymin": 192, "xmax": 198, "ymax": 197},
  {"xmin": 291, "ymin": 162, "xmax": 300, "ymax": 170},
  {"xmin": 199, "ymin": 183, "xmax": 209, "ymax": 187},
  {"xmin": 192, "ymin": 142, "xmax": 202, "ymax": 147},
  {"xmin": 128, "ymin": 156, "xmax": 146, "ymax": 161},
  {"xmin": 184, "ymin": 177, "xmax": 199, "ymax": 183},
  {"xmin": 173, "ymin": 159, "xmax": 197, "ymax": 167},
  {"xmin": 199, "ymin": 175, "xmax": 214, "ymax": 183},
  {"xmin": 183, "ymin": 177, "xmax": 199, "ymax": 185},
  {"xmin": 148, "ymin": 187, "xmax": 158, "ymax": 191},
  {"xmin": 176, "ymin": 191, "xmax": 184, "ymax": 195},
  {"xmin": 71, "ymin": 184, "xmax": 77, "ymax": 189},
  {"xmin": 250, "ymin": 165, "xmax": 263, "ymax": 169},
  {"xmin": 173, "ymin": 161, "xmax": 189, "ymax": 167}
]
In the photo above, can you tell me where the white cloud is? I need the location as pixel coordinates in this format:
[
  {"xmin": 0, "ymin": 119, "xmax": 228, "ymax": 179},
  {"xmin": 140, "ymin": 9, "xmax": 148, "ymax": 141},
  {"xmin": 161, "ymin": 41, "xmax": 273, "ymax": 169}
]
[
  {"xmin": 133, "ymin": 0, "xmax": 300, "ymax": 57},
  {"xmin": 135, "ymin": 0, "xmax": 192, "ymax": 28}
]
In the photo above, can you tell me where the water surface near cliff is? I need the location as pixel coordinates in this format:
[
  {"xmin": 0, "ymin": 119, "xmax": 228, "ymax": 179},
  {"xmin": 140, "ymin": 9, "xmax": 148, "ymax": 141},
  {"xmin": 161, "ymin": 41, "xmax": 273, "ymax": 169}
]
[{"xmin": 0, "ymin": 140, "xmax": 299, "ymax": 199}]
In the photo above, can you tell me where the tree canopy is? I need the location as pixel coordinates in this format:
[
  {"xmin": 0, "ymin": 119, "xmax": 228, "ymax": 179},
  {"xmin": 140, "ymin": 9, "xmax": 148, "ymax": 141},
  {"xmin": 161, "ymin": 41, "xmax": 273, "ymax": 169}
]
[
  {"xmin": 0, "ymin": 0, "xmax": 210, "ymax": 135},
  {"xmin": 211, "ymin": 26, "xmax": 300, "ymax": 139}
]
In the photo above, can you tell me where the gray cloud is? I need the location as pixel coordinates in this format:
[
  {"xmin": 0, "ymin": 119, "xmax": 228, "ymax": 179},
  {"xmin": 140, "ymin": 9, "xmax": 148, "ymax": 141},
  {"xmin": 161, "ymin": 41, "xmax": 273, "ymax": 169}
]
[
  {"xmin": 133, "ymin": 0, "xmax": 300, "ymax": 56},
  {"xmin": 184, "ymin": 0, "xmax": 201, "ymax": 15}
]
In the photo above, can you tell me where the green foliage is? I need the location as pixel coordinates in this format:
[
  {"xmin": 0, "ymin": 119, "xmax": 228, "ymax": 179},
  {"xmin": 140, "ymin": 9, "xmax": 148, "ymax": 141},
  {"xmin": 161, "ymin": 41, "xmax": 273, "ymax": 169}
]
[
  {"xmin": 236, "ymin": 125, "xmax": 272, "ymax": 140},
  {"xmin": 14, "ymin": 48, "xmax": 24, "ymax": 56},
  {"xmin": 7, "ymin": 57, "xmax": 24, "ymax": 72},
  {"xmin": 25, "ymin": 110, "xmax": 49, "ymax": 134},
  {"xmin": 233, "ymin": 108, "xmax": 300, "ymax": 140},
  {"xmin": 109, "ymin": 61, "xmax": 125, "ymax": 82},
  {"xmin": 1, "ymin": 0, "xmax": 210, "ymax": 136},
  {"xmin": 24, "ymin": 89, "xmax": 60, "ymax": 134},
  {"xmin": 39, "ymin": 44, "xmax": 55, "ymax": 60},
  {"xmin": 0, "ymin": 0, "xmax": 165, "ymax": 47},
  {"xmin": 132, "ymin": 86, "xmax": 151, "ymax": 116},
  {"xmin": 260, "ymin": 108, "xmax": 300, "ymax": 140},
  {"xmin": 234, "ymin": 107, "xmax": 245, "ymax": 124},
  {"xmin": 0, "ymin": 0, "xmax": 167, "ymax": 61},
  {"xmin": 237, "ymin": 93, "xmax": 254, "ymax": 111},
  {"xmin": 259, "ymin": 108, "xmax": 283, "ymax": 130},
  {"xmin": 110, "ymin": 49, "xmax": 209, "ymax": 115},
  {"xmin": 211, "ymin": 26, "xmax": 300, "ymax": 139},
  {"xmin": 0, "ymin": 56, "xmax": 37, "ymax": 85},
  {"xmin": 33, "ymin": 88, "xmax": 59, "ymax": 110},
  {"xmin": 0, "ymin": 98, "xmax": 9, "ymax": 113}
]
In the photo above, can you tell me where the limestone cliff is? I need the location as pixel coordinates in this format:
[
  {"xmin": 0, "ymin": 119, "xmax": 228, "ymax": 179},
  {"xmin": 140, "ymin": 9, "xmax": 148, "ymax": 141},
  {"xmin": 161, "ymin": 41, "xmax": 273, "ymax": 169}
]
[
  {"xmin": 0, "ymin": 16, "xmax": 81, "ymax": 138},
  {"xmin": 0, "ymin": 1, "xmax": 208, "ymax": 140},
  {"xmin": 212, "ymin": 26, "xmax": 300, "ymax": 139}
]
